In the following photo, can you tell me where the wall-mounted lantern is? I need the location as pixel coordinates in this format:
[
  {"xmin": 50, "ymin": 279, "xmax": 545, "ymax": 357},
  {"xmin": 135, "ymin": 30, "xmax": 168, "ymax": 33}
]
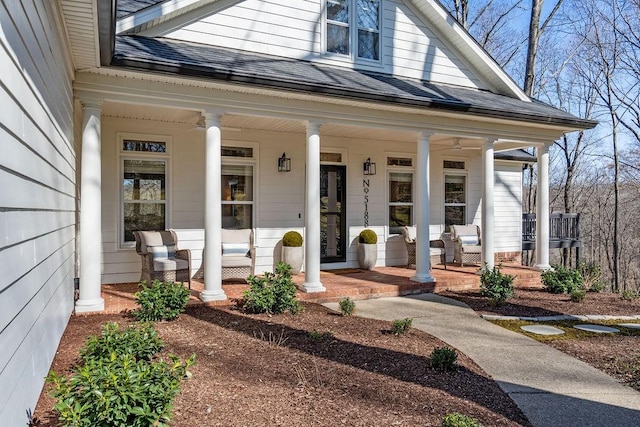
[
  {"xmin": 278, "ymin": 152, "xmax": 291, "ymax": 172},
  {"xmin": 363, "ymin": 157, "xmax": 376, "ymax": 175}
]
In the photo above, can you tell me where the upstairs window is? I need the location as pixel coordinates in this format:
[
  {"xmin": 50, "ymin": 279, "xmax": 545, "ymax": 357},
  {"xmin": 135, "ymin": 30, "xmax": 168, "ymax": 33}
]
[{"xmin": 326, "ymin": 0, "xmax": 380, "ymax": 61}]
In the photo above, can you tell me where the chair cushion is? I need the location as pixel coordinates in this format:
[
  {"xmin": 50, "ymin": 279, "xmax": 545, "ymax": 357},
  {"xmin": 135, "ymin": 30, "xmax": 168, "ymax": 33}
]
[
  {"xmin": 147, "ymin": 244, "xmax": 176, "ymax": 260},
  {"xmin": 458, "ymin": 234, "xmax": 479, "ymax": 246},
  {"xmin": 461, "ymin": 245, "xmax": 482, "ymax": 253},
  {"xmin": 221, "ymin": 256, "xmax": 252, "ymax": 268},
  {"xmin": 430, "ymin": 247, "xmax": 445, "ymax": 256},
  {"xmin": 138, "ymin": 231, "xmax": 176, "ymax": 254},
  {"xmin": 402, "ymin": 226, "xmax": 417, "ymax": 241},
  {"xmin": 222, "ymin": 242, "xmax": 250, "ymax": 256},
  {"xmin": 221, "ymin": 228, "xmax": 253, "ymax": 244},
  {"xmin": 153, "ymin": 257, "xmax": 189, "ymax": 271}
]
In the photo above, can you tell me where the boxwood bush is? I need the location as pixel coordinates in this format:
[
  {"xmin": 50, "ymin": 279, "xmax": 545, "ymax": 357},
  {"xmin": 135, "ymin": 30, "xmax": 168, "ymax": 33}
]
[
  {"xmin": 479, "ymin": 264, "xmax": 515, "ymax": 306},
  {"xmin": 134, "ymin": 280, "xmax": 190, "ymax": 321},
  {"xmin": 80, "ymin": 322, "xmax": 164, "ymax": 363},
  {"xmin": 541, "ymin": 265, "xmax": 583, "ymax": 294},
  {"xmin": 46, "ymin": 321, "xmax": 195, "ymax": 427},
  {"xmin": 243, "ymin": 262, "xmax": 302, "ymax": 314}
]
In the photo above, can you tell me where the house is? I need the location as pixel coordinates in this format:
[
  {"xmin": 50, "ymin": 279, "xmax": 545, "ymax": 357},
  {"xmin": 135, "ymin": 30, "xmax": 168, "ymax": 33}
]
[{"xmin": 0, "ymin": 0, "xmax": 596, "ymax": 423}]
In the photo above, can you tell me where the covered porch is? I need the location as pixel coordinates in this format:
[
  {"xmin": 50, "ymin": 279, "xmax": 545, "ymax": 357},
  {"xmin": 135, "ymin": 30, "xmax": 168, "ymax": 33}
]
[{"xmin": 99, "ymin": 264, "xmax": 542, "ymax": 314}]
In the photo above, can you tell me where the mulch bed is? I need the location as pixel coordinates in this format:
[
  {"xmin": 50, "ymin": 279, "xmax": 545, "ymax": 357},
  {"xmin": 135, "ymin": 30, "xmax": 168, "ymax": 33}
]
[
  {"xmin": 440, "ymin": 288, "xmax": 640, "ymax": 317},
  {"xmin": 33, "ymin": 303, "xmax": 530, "ymax": 427}
]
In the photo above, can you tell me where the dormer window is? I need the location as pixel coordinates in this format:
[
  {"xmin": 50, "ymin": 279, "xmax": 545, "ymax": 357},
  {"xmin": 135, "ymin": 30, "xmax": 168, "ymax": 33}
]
[{"xmin": 326, "ymin": 0, "xmax": 380, "ymax": 61}]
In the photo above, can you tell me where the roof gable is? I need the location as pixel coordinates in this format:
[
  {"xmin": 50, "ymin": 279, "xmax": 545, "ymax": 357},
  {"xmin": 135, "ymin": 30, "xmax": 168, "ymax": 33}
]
[{"xmin": 114, "ymin": 0, "xmax": 526, "ymax": 99}]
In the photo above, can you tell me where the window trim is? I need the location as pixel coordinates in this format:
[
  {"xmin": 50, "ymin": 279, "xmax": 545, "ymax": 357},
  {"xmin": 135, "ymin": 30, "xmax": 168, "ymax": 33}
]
[
  {"xmin": 385, "ymin": 152, "xmax": 415, "ymax": 237},
  {"xmin": 221, "ymin": 141, "xmax": 259, "ymax": 230},
  {"xmin": 443, "ymin": 163, "xmax": 468, "ymax": 229},
  {"xmin": 323, "ymin": 0, "xmax": 383, "ymax": 67},
  {"xmin": 117, "ymin": 133, "xmax": 171, "ymax": 249}
]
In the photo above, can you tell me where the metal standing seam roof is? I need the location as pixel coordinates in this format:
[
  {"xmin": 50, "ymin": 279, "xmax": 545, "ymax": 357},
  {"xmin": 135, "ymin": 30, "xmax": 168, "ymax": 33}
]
[{"xmin": 110, "ymin": 35, "xmax": 597, "ymax": 130}]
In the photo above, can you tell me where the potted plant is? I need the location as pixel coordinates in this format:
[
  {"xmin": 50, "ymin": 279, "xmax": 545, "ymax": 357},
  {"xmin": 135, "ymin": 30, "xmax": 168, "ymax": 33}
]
[
  {"xmin": 281, "ymin": 231, "xmax": 304, "ymax": 274},
  {"xmin": 357, "ymin": 229, "xmax": 378, "ymax": 270}
]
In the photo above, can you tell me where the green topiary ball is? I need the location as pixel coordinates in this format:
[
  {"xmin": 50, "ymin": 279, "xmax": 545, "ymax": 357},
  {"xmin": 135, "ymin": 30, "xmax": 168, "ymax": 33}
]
[
  {"xmin": 359, "ymin": 229, "xmax": 378, "ymax": 244},
  {"xmin": 283, "ymin": 231, "xmax": 303, "ymax": 247}
]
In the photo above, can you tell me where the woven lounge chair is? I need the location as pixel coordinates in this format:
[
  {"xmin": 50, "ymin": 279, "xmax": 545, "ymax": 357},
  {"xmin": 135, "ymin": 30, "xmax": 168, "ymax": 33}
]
[
  {"xmin": 133, "ymin": 230, "xmax": 191, "ymax": 288},
  {"xmin": 401, "ymin": 226, "xmax": 446, "ymax": 269},
  {"xmin": 450, "ymin": 224, "xmax": 482, "ymax": 267},
  {"xmin": 221, "ymin": 228, "xmax": 255, "ymax": 281}
]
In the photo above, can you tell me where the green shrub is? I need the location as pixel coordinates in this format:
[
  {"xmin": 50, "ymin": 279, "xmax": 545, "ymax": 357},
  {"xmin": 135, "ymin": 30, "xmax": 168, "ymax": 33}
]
[
  {"xmin": 282, "ymin": 231, "xmax": 303, "ymax": 247},
  {"xmin": 621, "ymin": 289, "xmax": 640, "ymax": 301},
  {"xmin": 391, "ymin": 318, "xmax": 413, "ymax": 335},
  {"xmin": 80, "ymin": 322, "xmax": 164, "ymax": 363},
  {"xmin": 479, "ymin": 264, "xmax": 515, "ymax": 306},
  {"xmin": 243, "ymin": 262, "xmax": 302, "ymax": 314},
  {"xmin": 541, "ymin": 265, "xmax": 583, "ymax": 294},
  {"xmin": 570, "ymin": 288, "xmax": 586, "ymax": 303},
  {"xmin": 441, "ymin": 412, "xmax": 481, "ymax": 427},
  {"xmin": 430, "ymin": 346, "xmax": 458, "ymax": 372},
  {"xmin": 47, "ymin": 353, "xmax": 195, "ymax": 427},
  {"xmin": 579, "ymin": 261, "xmax": 606, "ymax": 292},
  {"xmin": 338, "ymin": 297, "xmax": 356, "ymax": 316},
  {"xmin": 133, "ymin": 280, "xmax": 190, "ymax": 321},
  {"xmin": 358, "ymin": 229, "xmax": 378, "ymax": 244}
]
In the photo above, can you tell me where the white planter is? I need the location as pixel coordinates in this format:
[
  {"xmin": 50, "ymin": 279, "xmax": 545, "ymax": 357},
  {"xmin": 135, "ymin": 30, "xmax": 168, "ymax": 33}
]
[
  {"xmin": 282, "ymin": 246, "xmax": 304, "ymax": 274},
  {"xmin": 357, "ymin": 243, "xmax": 377, "ymax": 270}
]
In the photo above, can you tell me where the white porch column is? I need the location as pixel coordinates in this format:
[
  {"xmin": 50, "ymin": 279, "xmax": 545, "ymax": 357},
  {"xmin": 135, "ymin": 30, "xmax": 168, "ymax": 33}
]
[
  {"xmin": 200, "ymin": 111, "xmax": 227, "ymax": 301},
  {"xmin": 411, "ymin": 131, "xmax": 435, "ymax": 283},
  {"xmin": 481, "ymin": 138, "xmax": 496, "ymax": 270},
  {"xmin": 301, "ymin": 121, "xmax": 326, "ymax": 292},
  {"xmin": 535, "ymin": 143, "xmax": 551, "ymax": 270},
  {"xmin": 75, "ymin": 100, "xmax": 105, "ymax": 313}
]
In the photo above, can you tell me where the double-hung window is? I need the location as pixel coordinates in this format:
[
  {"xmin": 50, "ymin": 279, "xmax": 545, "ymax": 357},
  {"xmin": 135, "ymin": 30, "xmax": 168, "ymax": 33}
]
[
  {"xmin": 444, "ymin": 160, "xmax": 467, "ymax": 229},
  {"xmin": 326, "ymin": 0, "xmax": 380, "ymax": 61},
  {"xmin": 120, "ymin": 136, "xmax": 169, "ymax": 247},
  {"xmin": 387, "ymin": 156, "xmax": 414, "ymax": 235},
  {"xmin": 221, "ymin": 145, "xmax": 256, "ymax": 229}
]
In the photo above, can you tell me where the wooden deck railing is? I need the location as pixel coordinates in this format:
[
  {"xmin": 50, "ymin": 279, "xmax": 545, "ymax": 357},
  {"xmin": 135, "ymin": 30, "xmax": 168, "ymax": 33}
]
[{"xmin": 522, "ymin": 213, "xmax": 581, "ymax": 250}]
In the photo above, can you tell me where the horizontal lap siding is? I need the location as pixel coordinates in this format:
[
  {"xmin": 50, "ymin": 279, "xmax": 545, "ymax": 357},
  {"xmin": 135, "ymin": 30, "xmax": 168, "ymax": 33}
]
[
  {"xmin": 382, "ymin": 1, "xmax": 483, "ymax": 86},
  {"xmin": 163, "ymin": 0, "xmax": 321, "ymax": 59},
  {"xmin": 0, "ymin": 1, "xmax": 75, "ymax": 425},
  {"xmin": 494, "ymin": 162, "xmax": 523, "ymax": 252},
  {"xmin": 157, "ymin": 0, "xmax": 484, "ymax": 88}
]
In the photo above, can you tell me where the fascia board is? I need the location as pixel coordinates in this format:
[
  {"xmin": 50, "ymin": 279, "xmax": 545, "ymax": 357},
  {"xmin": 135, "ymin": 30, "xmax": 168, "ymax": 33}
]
[{"xmin": 116, "ymin": 0, "xmax": 220, "ymax": 34}]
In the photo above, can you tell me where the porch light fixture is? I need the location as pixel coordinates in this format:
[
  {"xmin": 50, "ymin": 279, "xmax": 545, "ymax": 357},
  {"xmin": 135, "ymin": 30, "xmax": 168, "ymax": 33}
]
[
  {"xmin": 363, "ymin": 157, "xmax": 376, "ymax": 175},
  {"xmin": 278, "ymin": 152, "xmax": 291, "ymax": 172}
]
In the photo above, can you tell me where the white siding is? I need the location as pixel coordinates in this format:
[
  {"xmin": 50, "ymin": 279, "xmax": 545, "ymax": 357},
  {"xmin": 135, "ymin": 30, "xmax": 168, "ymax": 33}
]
[
  {"xmin": 494, "ymin": 161, "xmax": 523, "ymax": 253},
  {"xmin": 153, "ymin": 0, "xmax": 485, "ymax": 88},
  {"xmin": 0, "ymin": 1, "xmax": 75, "ymax": 425}
]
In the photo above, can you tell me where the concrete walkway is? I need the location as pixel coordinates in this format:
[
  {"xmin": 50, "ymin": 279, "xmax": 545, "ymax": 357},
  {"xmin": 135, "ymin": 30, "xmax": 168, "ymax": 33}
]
[{"xmin": 324, "ymin": 294, "xmax": 640, "ymax": 427}]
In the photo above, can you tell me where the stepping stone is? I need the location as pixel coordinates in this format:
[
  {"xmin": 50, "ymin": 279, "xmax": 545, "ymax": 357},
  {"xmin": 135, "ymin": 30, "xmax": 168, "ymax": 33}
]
[
  {"xmin": 618, "ymin": 323, "xmax": 640, "ymax": 330},
  {"xmin": 574, "ymin": 324, "xmax": 620, "ymax": 333},
  {"xmin": 521, "ymin": 325, "xmax": 565, "ymax": 336}
]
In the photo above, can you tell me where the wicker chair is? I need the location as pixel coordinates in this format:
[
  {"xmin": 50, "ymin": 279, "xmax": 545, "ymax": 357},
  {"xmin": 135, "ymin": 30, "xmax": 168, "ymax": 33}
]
[
  {"xmin": 401, "ymin": 226, "xmax": 446, "ymax": 269},
  {"xmin": 133, "ymin": 230, "xmax": 191, "ymax": 288},
  {"xmin": 221, "ymin": 229, "xmax": 255, "ymax": 281},
  {"xmin": 450, "ymin": 224, "xmax": 482, "ymax": 267}
]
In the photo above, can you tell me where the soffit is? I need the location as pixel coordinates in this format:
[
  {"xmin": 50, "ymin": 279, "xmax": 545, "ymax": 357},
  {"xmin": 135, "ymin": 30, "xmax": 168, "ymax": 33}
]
[{"xmin": 59, "ymin": 0, "xmax": 100, "ymax": 71}]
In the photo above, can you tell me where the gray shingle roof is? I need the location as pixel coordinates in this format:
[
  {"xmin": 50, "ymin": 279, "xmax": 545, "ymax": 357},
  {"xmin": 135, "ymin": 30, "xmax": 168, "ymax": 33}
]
[{"xmin": 111, "ymin": 35, "xmax": 597, "ymax": 129}]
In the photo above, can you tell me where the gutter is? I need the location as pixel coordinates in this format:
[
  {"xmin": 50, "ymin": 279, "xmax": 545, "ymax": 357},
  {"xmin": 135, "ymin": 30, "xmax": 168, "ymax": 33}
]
[{"xmin": 110, "ymin": 55, "xmax": 598, "ymax": 130}]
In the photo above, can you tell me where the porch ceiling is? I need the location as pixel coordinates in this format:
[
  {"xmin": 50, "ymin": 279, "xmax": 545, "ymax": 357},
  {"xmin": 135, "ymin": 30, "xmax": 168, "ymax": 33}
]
[
  {"xmin": 101, "ymin": 101, "xmax": 533, "ymax": 152},
  {"xmin": 101, "ymin": 102, "xmax": 433, "ymax": 144}
]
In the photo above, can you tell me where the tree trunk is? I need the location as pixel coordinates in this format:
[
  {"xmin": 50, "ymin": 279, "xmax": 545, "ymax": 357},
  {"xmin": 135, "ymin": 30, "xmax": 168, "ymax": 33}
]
[{"xmin": 524, "ymin": 0, "xmax": 543, "ymax": 96}]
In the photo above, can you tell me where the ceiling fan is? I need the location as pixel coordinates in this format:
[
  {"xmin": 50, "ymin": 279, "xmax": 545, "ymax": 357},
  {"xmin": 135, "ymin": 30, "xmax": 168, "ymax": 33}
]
[{"xmin": 434, "ymin": 138, "xmax": 480, "ymax": 151}]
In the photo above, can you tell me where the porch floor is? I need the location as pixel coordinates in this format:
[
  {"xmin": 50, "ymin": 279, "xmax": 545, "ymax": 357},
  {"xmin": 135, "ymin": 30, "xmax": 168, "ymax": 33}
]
[{"xmin": 99, "ymin": 264, "xmax": 542, "ymax": 314}]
